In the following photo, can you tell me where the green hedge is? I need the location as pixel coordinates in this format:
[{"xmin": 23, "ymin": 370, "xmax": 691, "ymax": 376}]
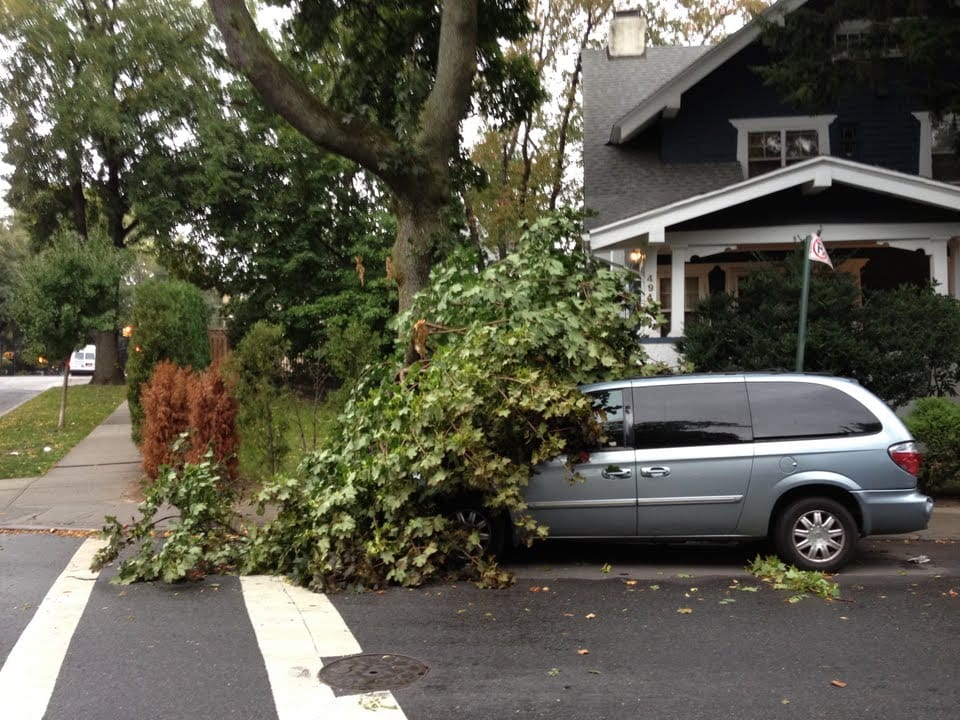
[
  {"xmin": 903, "ymin": 397, "xmax": 960, "ymax": 496},
  {"xmin": 126, "ymin": 280, "xmax": 210, "ymax": 441}
]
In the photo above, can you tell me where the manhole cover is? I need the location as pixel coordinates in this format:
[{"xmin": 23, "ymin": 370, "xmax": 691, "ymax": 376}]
[{"xmin": 318, "ymin": 654, "xmax": 429, "ymax": 694}]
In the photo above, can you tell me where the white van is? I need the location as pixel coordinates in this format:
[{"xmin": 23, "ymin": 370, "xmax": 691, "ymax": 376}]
[{"xmin": 68, "ymin": 344, "xmax": 96, "ymax": 375}]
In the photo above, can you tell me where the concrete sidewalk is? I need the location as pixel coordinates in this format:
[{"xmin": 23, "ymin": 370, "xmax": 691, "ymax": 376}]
[
  {"xmin": 0, "ymin": 402, "xmax": 143, "ymax": 531},
  {"xmin": 1, "ymin": 401, "xmax": 959, "ymax": 540}
]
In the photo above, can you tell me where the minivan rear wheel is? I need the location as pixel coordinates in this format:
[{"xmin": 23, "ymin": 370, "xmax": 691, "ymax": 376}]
[{"xmin": 773, "ymin": 497, "xmax": 857, "ymax": 572}]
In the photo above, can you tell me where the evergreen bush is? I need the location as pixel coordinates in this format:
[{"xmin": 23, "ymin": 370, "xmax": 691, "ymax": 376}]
[
  {"xmin": 186, "ymin": 364, "xmax": 240, "ymax": 484},
  {"xmin": 681, "ymin": 251, "xmax": 960, "ymax": 408},
  {"xmin": 126, "ymin": 280, "xmax": 210, "ymax": 440},
  {"xmin": 140, "ymin": 361, "xmax": 193, "ymax": 479},
  {"xmin": 225, "ymin": 321, "xmax": 292, "ymax": 479},
  {"xmin": 903, "ymin": 397, "xmax": 960, "ymax": 496}
]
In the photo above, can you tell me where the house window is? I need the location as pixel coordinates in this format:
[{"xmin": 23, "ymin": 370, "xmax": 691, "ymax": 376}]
[
  {"xmin": 730, "ymin": 116, "xmax": 836, "ymax": 179},
  {"xmin": 747, "ymin": 130, "xmax": 819, "ymax": 177}
]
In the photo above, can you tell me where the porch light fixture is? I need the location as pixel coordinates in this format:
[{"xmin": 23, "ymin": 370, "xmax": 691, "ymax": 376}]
[{"xmin": 629, "ymin": 248, "xmax": 646, "ymax": 266}]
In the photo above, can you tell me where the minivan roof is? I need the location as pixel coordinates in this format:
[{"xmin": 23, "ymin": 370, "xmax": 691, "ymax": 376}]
[{"xmin": 581, "ymin": 372, "xmax": 862, "ymax": 393}]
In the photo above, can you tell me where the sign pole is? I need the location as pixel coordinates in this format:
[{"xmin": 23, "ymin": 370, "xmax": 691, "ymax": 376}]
[{"xmin": 795, "ymin": 234, "xmax": 812, "ymax": 372}]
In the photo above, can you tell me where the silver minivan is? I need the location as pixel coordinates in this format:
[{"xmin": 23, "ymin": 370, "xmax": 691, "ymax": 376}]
[{"xmin": 455, "ymin": 373, "xmax": 932, "ymax": 571}]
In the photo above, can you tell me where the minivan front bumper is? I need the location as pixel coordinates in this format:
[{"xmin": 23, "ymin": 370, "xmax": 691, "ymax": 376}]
[{"xmin": 854, "ymin": 489, "xmax": 934, "ymax": 536}]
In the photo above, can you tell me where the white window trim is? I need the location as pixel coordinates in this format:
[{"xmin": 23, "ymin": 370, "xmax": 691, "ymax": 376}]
[
  {"xmin": 730, "ymin": 115, "xmax": 837, "ymax": 178},
  {"xmin": 912, "ymin": 111, "xmax": 932, "ymax": 178}
]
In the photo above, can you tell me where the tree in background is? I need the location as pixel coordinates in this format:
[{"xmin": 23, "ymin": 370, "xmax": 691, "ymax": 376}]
[
  {"xmin": 207, "ymin": 0, "xmax": 541, "ymax": 326},
  {"xmin": 465, "ymin": 0, "xmax": 606, "ymax": 260},
  {"xmin": 0, "ymin": 0, "xmax": 224, "ymax": 383},
  {"xmin": 125, "ymin": 280, "xmax": 211, "ymax": 440},
  {"xmin": 8, "ymin": 232, "xmax": 131, "ymax": 428},
  {"xmin": 640, "ymin": 0, "xmax": 771, "ymax": 44},
  {"xmin": 164, "ymin": 76, "xmax": 396, "ymax": 365},
  {"xmin": 0, "ymin": 218, "xmax": 31, "ymax": 373},
  {"xmin": 466, "ymin": 0, "xmax": 772, "ymax": 260}
]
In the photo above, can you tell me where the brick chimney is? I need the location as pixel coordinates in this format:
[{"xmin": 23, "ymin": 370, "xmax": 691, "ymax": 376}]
[{"xmin": 608, "ymin": 7, "xmax": 646, "ymax": 58}]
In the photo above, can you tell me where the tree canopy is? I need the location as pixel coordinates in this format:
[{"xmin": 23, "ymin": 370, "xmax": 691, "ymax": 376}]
[
  {"xmin": 0, "ymin": 0, "xmax": 223, "ymax": 248},
  {"xmin": 167, "ymin": 75, "xmax": 396, "ymax": 361},
  {"xmin": 208, "ymin": 0, "xmax": 540, "ymax": 318},
  {"xmin": 8, "ymin": 231, "xmax": 130, "ymax": 426},
  {"xmin": 0, "ymin": 0, "xmax": 225, "ymax": 382}
]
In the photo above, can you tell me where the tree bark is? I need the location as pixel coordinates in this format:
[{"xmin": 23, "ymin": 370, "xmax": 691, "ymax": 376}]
[
  {"xmin": 392, "ymin": 195, "xmax": 446, "ymax": 316},
  {"xmin": 58, "ymin": 358, "xmax": 69, "ymax": 430},
  {"xmin": 92, "ymin": 329, "xmax": 125, "ymax": 385}
]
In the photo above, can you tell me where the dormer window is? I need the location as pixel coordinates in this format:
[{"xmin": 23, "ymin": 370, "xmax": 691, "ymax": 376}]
[
  {"xmin": 747, "ymin": 130, "xmax": 819, "ymax": 177},
  {"xmin": 730, "ymin": 116, "xmax": 837, "ymax": 178}
]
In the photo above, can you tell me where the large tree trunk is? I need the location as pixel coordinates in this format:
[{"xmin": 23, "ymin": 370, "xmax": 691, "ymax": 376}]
[
  {"xmin": 92, "ymin": 329, "xmax": 125, "ymax": 385},
  {"xmin": 392, "ymin": 196, "xmax": 446, "ymax": 313}
]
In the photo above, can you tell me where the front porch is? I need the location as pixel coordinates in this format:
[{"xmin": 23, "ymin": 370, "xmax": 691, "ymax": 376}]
[{"xmin": 587, "ymin": 158, "xmax": 960, "ymax": 366}]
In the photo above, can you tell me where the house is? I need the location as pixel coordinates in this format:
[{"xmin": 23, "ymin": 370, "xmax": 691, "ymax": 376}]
[{"xmin": 583, "ymin": 0, "xmax": 960, "ymax": 365}]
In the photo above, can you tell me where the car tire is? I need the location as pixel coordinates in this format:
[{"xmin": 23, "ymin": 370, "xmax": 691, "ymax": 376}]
[
  {"xmin": 446, "ymin": 497, "xmax": 507, "ymax": 559},
  {"xmin": 773, "ymin": 497, "xmax": 858, "ymax": 572}
]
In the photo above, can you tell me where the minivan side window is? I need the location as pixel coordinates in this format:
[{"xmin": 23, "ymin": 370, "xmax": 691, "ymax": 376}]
[
  {"xmin": 589, "ymin": 389, "xmax": 627, "ymax": 448},
  {"xmin": 632, "ymin": 383, "xmax": 752, "ymax": 449},
  {"xmin": 748, "ymin": 382, "xmax": 882, "ymax": 440}
]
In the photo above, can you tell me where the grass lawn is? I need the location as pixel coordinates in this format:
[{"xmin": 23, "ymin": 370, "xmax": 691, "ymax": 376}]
[{"xmin": 0, "ymin": 384, "xmax": 127, "ymax": 479}]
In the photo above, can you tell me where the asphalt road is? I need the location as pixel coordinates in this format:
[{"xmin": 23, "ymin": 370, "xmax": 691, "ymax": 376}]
[
  {"xmin": 0, "ymin": 375, "xmax": 65, "ymax": 417},
  {"xmin": 1, "ymin": 532, "xmax": 958, "ymax": 720}
]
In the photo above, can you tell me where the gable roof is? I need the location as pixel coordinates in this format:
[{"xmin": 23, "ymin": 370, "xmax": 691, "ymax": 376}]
[
  {"xmin": 581, "ymin": 44, "xmax": 734, "ymax": 229},
  {"xmin": 588, "ymin": 156, "xmax": 960, "ymax": 250},
  {"xmin": 611, "ymin": 0, "xmax": 808, "ymax": 144}
]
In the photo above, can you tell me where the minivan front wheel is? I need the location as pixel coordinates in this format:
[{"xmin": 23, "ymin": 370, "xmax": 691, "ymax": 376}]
[
  {"xmin": 446, "ymin": 499, "xmax": 507, "ymax": 559},
  {"xmin": 773, "ymin": 497, "xmax": 857, "ymax": 572}
]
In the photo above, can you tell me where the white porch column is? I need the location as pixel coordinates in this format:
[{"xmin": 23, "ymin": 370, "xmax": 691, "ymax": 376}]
[
  {"xmin": 949, "ymin": 238, "xmax": 960, "ymax": 299},
  {"xmin": 670, "ymin": 244, "xmax": 690, "ymax": 337},
  {"xmin": 929, "ymin": 240, "xmax": 950, "ymax": 294}
]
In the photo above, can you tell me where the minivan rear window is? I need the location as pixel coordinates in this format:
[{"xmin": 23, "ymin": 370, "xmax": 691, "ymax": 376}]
[
  {"xmin": 748, "ymin": 381, "xmax": 882, "ymax": 440},
  {"xmin": 632, "ymin": 383, "xmax": 752, "ymax": 448}
]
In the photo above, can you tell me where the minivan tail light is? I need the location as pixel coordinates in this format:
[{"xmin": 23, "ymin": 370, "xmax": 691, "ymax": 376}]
[{"xmin": 889, "ymin": 442, "xmax": 922, "ymax": 477}]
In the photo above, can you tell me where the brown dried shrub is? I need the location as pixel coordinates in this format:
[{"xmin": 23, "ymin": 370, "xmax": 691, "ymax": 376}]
[
  {"xmin": 140, "ymin": 361, "xmax": 240, "ymax": 489},
  {"xmin": 140, "ymin": 361, "xmax": 194, "ymax": 479},
  {"xmin": 186, "ymin": 363, "xmax": 240, "ymax": 486}
]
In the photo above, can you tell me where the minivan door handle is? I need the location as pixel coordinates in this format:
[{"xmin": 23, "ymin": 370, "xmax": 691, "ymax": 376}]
[
  {"xmin": 640, "ymin": 466, "xmax": 671, "ymax": 478},
  {"xmin": 601, "ymin": 467, "xmax": 632, "ymax": 479}
]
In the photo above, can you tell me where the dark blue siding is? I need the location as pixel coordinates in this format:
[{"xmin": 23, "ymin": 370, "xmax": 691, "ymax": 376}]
[{"xmin": 660, "ymin": 44, "xmax": 923, "ymax": 175}]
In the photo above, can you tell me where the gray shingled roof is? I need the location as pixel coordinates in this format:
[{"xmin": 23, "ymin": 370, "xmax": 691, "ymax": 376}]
[{"xmin": 582, "ymin": 45, "xmax": 744, "ymax": 229}]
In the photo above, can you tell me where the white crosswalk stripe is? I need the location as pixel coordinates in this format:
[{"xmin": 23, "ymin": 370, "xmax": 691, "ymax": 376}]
[
  {"xmin": 241, "ymin": 575, "xmax": 408, "ymax": 719},
  {"xmin": 0, "ymin": 537, "xmax": 106, "ymax": 720},
  {"xmin": 1, "ymin": 538, "xmax": 407, "ymax": 719}
]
